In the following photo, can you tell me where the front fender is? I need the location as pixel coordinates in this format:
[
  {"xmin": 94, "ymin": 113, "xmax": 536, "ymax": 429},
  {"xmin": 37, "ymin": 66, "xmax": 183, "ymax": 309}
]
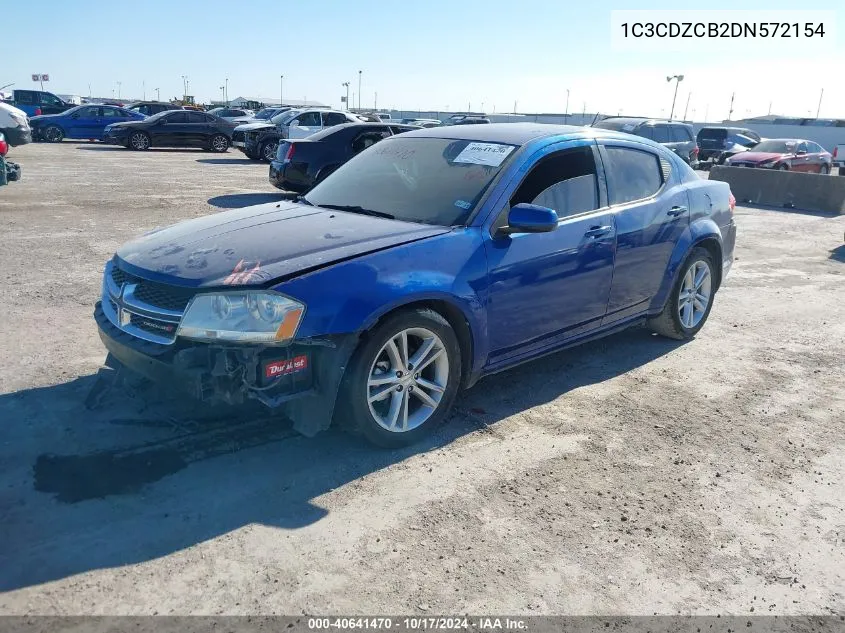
[
  {"xmin": 271, "ymin": 228, "xmax": 490, "ymax": 377},
  {"xmin": 649, "ymin": 217, "xmax": 723, "ymax": 314}
]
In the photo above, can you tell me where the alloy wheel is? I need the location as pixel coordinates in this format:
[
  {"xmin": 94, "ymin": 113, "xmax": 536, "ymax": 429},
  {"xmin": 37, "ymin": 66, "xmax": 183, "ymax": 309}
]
[
  {"xmin": 212, "ymin": 135, "xmax": 228, "ymax": 152},
  {"xmin": 263, "ymin": 142, "xmax": 278, "ymax": 161},
  {"xmin": 366, "ymin": 327, "xmax": 449, "ymax": 433},
  {"xmin": 130, "ymin": 133, "xmax": 149, "ymax": 150},
  {"xmin": 44, "ymin": 126, "xmax": 63, "ymax": 143},
  {"xmin": 678, "ymin": 260, "xmax": 712, "ymax": 329}
]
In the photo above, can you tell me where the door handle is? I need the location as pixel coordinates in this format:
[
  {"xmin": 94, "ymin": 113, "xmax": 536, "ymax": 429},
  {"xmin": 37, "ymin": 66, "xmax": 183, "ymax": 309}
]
[
  {"xmin": 667, "ymin": 206, "xmax": 687, "ymax": 217},
  {"xmin": 584, "ymin": 225, "xmax": 612, "ymax": 238}
]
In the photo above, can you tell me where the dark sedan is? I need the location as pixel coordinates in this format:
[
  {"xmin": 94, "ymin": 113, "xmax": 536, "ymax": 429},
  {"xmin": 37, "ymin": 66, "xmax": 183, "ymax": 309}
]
[
  {"xmin": 269, "ymin": 122, "xmax": 419, "ymax": 192},
  {"xmin": 724, "ymin": 138, "xmax": 833, "ymax": 173},
  {"xmin": 103, "ymin": 110, "xmax": 237, "ymax": 151}
]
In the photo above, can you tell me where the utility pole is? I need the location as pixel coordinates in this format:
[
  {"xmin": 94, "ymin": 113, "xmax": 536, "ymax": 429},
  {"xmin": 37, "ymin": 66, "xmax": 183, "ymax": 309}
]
[
  {"xmin": 374, "ymin": 91, "xmax": 378, "ymax": 110},
  {"xmin": 816, "ymin": 88, "xmax": 824, "ymax": 119},
  {"xmin": 88, "ymin": 83, "xmax": 91, "ymax": 98},
  {"xmin": 513, "ymin": 100, "xmax": 517, "ymax": 114},
  {"xmin": 666, "ymin": 74, "xmax": 684, "ymax": 120},
  {"xmin": 358, "ymin": 70, "xmax": 362, "ymax": 110},
  {"xmin": 728, "ymin": 92, "xmax": 735, "ymax": 121},
  {"xmin": 116, "ymin": 81, "xmax": 121, "ymax": 99},
  {"xmin": 279, "ymin": 75, "xmax": 283, "ymax": 106},
  {"xmin": 683, "ymin": 92, "xmax": 691, "ymax": 120},
  {"xmin": 225, "ymin": 77, "xmax": 228, "ymax": 105},
  {"xmin": 582, "ymin": 102, "xmax": 586, "ymax": 120}
]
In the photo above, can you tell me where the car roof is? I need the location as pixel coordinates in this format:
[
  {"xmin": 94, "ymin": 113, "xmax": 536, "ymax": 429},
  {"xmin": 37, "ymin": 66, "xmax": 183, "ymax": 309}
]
[
  {"xmin": 395, "ymin": 122, "xmax": 589, "ymax": 145},
  {"xmin": 597, "ymin": 117, "xmax": 689, "ymax": 126}
]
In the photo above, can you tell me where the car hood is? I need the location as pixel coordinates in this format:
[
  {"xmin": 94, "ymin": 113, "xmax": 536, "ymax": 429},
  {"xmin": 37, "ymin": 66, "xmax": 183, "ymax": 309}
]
[
  {"xmin": 115, "ymin": 201, "xmax": 450, "ymax": 287},
  {"xmin": 730, "ymin": 151, "xmax": 788, "ymax": 163},
  {"xmin": 234, "ymin": 121, "xmax": 275, "ymax": 133},
  {"xmin": 28, "ymin": 114, "xmax": 62, "ymax": 125}
]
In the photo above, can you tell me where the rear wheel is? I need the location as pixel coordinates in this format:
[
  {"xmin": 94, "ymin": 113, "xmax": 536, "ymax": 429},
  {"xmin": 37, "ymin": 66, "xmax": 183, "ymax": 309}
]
[
  {"xmin": 778, "ymin": 163, "xmax": 789, "ymax": 171},
  {"xmin": 819, "ymin": 163, "xmax": 830, "ymax": 175},
  {"xmin": 648, "ymin": 247, "xmax": 716, "ymax": 340},
  {"xmin": 129, "ymin": 132, "xmax": 150, "ymax": 150},
  {"xmin": 339, "ymin": 308, "xmax": 461, "ymax": 448},
  {"xmin": 43, "ymin": 125, "xmax": 64, "ymax": 143},
  {"xmin": 210, "ymin": 134, "xmax": 229, "ymax": 153}
]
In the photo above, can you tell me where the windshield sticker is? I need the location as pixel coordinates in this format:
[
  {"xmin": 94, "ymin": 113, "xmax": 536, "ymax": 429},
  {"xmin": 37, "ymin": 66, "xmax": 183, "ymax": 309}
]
[
  {"xmin": 453, "ymin": 143, "xmax": 514, "ymax": 167},
  {"xmin": 454, "ymin": 200, "xmax": 472, "ymax": 210}
]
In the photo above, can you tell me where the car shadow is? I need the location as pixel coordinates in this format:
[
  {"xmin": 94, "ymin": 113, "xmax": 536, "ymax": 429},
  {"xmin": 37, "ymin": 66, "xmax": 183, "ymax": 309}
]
[
  {"xmin": 829, "ymin": 244, "xmax": 845, "ymax": 262},
  {"xmin": 732, "ymin": 202, "xmax": 842, "ymax": 218},
  {"xmin": 196, "ymin": 158, "xmax": 256, "ymax": 165},
  {"xmin": 0, "ymin": 327, "xmax": 684, "ymax": 591},
  {"xmin": 207, "ymin": 192, "xmax": 289, "ymax": 208}
]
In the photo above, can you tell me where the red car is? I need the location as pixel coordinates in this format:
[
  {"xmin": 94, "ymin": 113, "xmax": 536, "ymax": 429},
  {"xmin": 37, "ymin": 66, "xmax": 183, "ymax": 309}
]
[{"xmin": 725, "ymin": 138, "xmax": 832, "ymax": 173}]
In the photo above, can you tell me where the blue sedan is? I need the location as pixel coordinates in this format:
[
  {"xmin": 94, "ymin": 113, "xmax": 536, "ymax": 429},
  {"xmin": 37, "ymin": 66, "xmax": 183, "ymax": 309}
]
[
  {"xmin": 30, "ymin": 104, "xmax": 145, "ymax": 142},
  {"xmin": 95, "ymin": 123, "xmax": 736, "ymax": 447}
]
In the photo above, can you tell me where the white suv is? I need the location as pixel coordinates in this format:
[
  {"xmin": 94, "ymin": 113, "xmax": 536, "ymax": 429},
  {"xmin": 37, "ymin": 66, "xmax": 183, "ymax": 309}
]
[{"xmin": 277, "ymin": 108, "xmax": 362, "ymax": 139}]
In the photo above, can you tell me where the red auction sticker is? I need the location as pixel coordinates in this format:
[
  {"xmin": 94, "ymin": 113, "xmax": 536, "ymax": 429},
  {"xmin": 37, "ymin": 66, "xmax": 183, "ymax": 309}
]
[{"xmin": 264, "ymin": 355, "xmax": 308, "ymax": 379}]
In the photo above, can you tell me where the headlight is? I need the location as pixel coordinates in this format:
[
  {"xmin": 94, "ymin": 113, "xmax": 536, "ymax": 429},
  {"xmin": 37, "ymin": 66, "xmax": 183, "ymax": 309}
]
[
  {"xmin": 177, "ymin": 292, "xmax": 305, "ymax": 344},
  {"xmin": 9, "ymin": 112, "xmax": 27, "ymax": 125}
]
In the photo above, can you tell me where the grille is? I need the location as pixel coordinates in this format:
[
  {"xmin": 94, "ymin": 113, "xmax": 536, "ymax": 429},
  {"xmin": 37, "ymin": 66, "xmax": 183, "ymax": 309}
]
[
  {"xmin": 130, "ymin": 313, "xmax": 178, "ymax": 337},
  {"xmin": 110, "ymin": 264, "xmax": 195, "ymax": 312},
  {"xmin": 233, "ymin": 130, "xmax": 245, "ymax": 143}
]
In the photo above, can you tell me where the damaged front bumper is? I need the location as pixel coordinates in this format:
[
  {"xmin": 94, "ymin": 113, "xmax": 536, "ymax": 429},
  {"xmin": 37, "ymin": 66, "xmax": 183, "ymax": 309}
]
[{"xmin": 94, "ymin": 301, "xmax": 357, "ymax": 436}]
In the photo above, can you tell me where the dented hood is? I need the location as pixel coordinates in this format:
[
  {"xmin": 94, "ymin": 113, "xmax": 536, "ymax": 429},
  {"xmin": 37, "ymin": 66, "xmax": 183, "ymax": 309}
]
[{"xmin": 115, "ymin": 201, "xmax": 449, "ymax": 287}]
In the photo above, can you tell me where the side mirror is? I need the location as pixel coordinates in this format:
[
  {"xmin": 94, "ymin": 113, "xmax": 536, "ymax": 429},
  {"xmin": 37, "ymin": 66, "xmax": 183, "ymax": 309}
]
[{"xmin": 499, "ymin": 203, "xmax": 559, "ymax": 236}]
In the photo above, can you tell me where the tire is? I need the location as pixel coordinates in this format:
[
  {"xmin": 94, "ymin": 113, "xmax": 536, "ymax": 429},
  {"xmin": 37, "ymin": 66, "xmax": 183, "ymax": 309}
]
[
  {"xmin": 210, "ymin": 134, "xmax": 229, "ymax": 153},
  {"xmin": 778, "ymin": 164, "xmax": 789, "ymax": 171},
  {"xmin": 259, "ymin": 139, "xmax": 278, "ymax": 162},
  {"xmin": 129, "ymin": 132, "xmax": 150, "ymax": 151},
  {"xmin": 819, "ymin": 164, "xmax": 830, "ymax": 175},
  {"xmin": 339, "ymin": 308, "xmax": 462, "ymax": 448},
  {"xmin": 648, "ymin": 247, "xmax": 716, "ymax": 340},
  {"xmin": 43, "ymin": 125, "xmax": 64, "ymax": 143}
]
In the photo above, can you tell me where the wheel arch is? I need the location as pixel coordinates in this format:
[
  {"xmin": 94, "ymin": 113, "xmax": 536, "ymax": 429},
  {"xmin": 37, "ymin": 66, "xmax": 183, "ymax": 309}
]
[{"xmin": 357, "ymin": 297, "xmax": 476, "ymax": 389}]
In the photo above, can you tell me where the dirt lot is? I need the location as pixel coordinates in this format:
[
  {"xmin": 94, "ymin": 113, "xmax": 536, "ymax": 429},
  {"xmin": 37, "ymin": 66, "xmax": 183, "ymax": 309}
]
[{"xmin": 0, "ymin": 142, "xmax": 843, "ymax": 616}]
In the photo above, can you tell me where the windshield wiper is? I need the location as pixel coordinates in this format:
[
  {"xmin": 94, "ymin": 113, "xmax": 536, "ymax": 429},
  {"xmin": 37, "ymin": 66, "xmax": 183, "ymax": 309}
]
[{"xmin": 316, "ymin": 204, "xmax": 395, "ymax": 220}]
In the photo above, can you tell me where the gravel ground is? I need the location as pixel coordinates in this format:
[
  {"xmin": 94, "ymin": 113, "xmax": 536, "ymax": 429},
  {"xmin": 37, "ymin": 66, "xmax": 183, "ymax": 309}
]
[{"xmin": 0, "ymin": 142, "xmax": 843, "ymax": 616}]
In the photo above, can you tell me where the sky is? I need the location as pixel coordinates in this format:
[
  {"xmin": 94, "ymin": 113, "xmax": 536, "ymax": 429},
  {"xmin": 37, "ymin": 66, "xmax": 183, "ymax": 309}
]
[{"xmin": 3, "ymin": 0, "xmax": 843, "ymax": 120}]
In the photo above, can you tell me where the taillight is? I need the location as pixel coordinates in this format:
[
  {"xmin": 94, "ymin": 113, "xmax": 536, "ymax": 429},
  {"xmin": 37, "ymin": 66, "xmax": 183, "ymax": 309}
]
[
  {"xmin": 834, "ymin": 146, "xmax": 838, "ymax": 159},
  {"xmin": 0, "ymin": 138, "xmax": 8, "ymax": 156},
  {"xmin": 728, "ymin": 192, "xmax": 736, "ymax": 215},
  {"xmin": 283, "ymin": 143, "xmax": 295, "ymax": 162},
  {"xmin": 34, "ymin": 107, "xmax": 42, "ymax": 116},
  {"xmin": 691, "ymin": 147, "xmax": 699, "ymax": 158}
]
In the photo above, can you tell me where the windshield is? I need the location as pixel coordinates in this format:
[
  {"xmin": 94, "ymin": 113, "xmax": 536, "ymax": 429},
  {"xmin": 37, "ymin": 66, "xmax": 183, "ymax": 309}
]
[
  {"xmin": 254, "ymin": 108, "xmax": 276, "ymax": 120},
  {"xmin": 207, "ymin": 107, "xmax": 223, "ymax": 115},
  {"xmin": 752, "ymin": 140, "xmax": 798, "ymax": 153},
  {"xmin": 271, "ymin": 109, "xmax": 303, "ymax": 125},
  {"xmin": 303, "ymin": 137, "xmax": 518, "ymax": 226}
]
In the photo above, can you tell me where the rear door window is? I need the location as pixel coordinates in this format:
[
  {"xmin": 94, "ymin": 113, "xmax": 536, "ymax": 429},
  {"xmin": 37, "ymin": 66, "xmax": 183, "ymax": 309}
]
[
  {"xmin": 296, "ymin": 112, "xmax": 322, "ymax": 126},
  {"xmin": 101, "ymin": 107, "xmax": 124, "ymax": 118},
  {"xmin": 15, "ymin": 91, "xmax": 36, "ymax": 105},
  {"xmin": 651, "ymin": 125, "xmax": 672, "ymax": 143},
  {"xmin": 603, "ymin": 147, "xmax": 664, "ymax": 204},
  {"xmin": 40, "ymin": 93, "xmax": 63, "ymax": 106},
  {"xmin": 187, "ymin": 112, "xmax": 207, "ymax": 123},
  {"xmin": 322, "ymin": 112, "xmax": 350, "ymax": 126},
  {"xmin": 636, "ymin": 126, "xmax": 654, "ymax": 140}
]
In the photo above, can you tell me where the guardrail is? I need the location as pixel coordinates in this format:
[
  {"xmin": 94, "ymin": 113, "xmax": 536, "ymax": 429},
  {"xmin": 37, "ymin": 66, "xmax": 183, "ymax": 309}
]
[{"xmin": 709, "ymin": 166, "xmax": 845, "ymax": 215}]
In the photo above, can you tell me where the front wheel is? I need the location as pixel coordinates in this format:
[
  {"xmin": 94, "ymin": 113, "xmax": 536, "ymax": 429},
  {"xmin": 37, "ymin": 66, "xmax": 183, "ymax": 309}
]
[
  {"xmin": 819, "ymin": 164, "xmax": 830, "ymax": 175},
  {"xmin": 260, "ymin": 140, "xmax": 278, "ymax": 162},
  {"xmin": 43, "ymin": 125, "xmax": 64, "ymax": 143},
  {"xmin": 648, "ymin": 247, "xmax": 716, "ymax": 340},
  {"xmin": 129, "ymin": 132, "xmax": 150, "ymax": 150},
  {"xmin": 210, "ymin": 134, "xmax": 229, "ymax": 153},
  {"xmin": 339, "ymin": 308, "xmax": 462, "ymax": 448},
  {"xmin": 778, "ymin": 164, "xmax": 789, "ymax": 171}
]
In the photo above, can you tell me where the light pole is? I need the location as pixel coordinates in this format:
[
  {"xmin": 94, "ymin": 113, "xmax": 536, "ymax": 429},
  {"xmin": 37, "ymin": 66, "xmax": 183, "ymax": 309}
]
[
  {"xmin": 219, "ymin": 85, "xmax": 225, "ymax": 103},
  {"xmin": 358, "ymin": 70, "xmax": 362, "ymax": 110},
  {"xmin": 342, "ymin": 82, "xmax": 350, "ymax": 110},
  {"xmin": 225, "ymin": 77, "xmax": 229, "ymax": 105},
  {"xmin": 683, "ymin": 92, "xmax": 691, "ymax": 120},
  {"xmin": 155, "ymin": 87, "xmax": 160, "ymax": 101},
  {"xmin": 816, "ymin": 88, "xmax": 824, "ymax": 119},
  {"xmin": 181, "ymin": 75, "xmax": 188, "ymax": 100},
  {"xmin": 142, "ymin": 80, "xmax": 145, "ymax": 100},
  {"xmin": 565, "ymin": 88, "xmax": 570, "ymax": 122},
  {"xmin": 116, "ymin": 81, "xmax": 121, "ymax": 99},
  {"xmin": 280, "ymin": 75, "xmax": 284, "ymax": 106},
  {"xmin": 666, "ymin": 74, "xmax": 684, "ymax": 120}
]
